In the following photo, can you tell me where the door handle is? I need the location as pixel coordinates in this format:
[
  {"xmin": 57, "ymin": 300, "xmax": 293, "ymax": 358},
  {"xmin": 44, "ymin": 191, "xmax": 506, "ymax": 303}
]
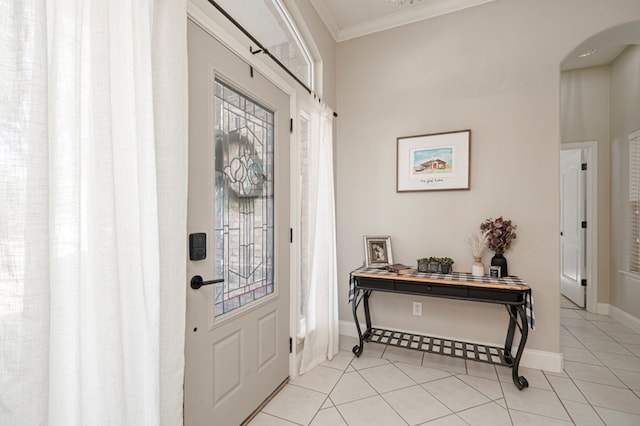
[{"xmin": 190, "ymin": 275, "xmax": 224, "ymax": 289}]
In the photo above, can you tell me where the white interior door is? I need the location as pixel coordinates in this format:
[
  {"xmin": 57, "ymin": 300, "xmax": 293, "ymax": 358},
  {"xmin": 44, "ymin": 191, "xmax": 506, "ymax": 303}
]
[
  {"xmin": 560, "ymin": 149, "xmax": 586, "ymax": 308},
  {"xmin": 184, "ymin": 19, "xmax": 291, "ymax": 425}
]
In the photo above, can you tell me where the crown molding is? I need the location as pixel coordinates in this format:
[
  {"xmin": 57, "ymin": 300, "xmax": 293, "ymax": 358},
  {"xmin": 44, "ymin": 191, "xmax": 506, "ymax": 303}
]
[
  {"xmin": 312, "ymin": 0, "xmax": 496, "ymax": 43},
  {"xmin": 310, "ymin": 0, "xmax": 340, "ymax": 41}
]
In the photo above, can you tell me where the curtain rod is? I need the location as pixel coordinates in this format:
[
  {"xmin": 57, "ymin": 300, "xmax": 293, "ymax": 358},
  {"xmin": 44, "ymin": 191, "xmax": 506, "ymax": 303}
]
[
  {"xmin": 206, "ymin": 0, "xmax": 337, "ymax": 118},
  {"xmin": 207, "ymin": 0, "xmax": 311, "ymax": 94}
]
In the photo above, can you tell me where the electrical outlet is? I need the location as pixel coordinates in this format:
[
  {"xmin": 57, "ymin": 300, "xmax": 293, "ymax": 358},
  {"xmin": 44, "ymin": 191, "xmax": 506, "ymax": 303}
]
[{"xmin": 412, "ymin": 301, "xmax": 422, "ymax": 316}]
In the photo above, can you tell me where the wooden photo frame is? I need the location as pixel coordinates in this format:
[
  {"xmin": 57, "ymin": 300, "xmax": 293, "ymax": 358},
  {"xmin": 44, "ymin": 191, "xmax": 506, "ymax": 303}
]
[
  {"xmin": 363, "ymin": 235, "xmax": 393, "ymax": 268},
  {"xmin": 397, "ymin": 129, "xmax": 471, "ymax": 192}
]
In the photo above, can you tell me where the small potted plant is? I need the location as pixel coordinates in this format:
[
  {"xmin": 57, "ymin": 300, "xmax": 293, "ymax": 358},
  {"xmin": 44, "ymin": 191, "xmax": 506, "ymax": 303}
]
[
  {"xmin": 440, "ymin": 257, "xmax": 454, "ymax": 274},
  {"xmin": 417, "ymin": 258, "xmax": 430, "ymax": 273},
  {"xmin": 428, "ymin": 256, "xmax": 440, "ymax": 273}
]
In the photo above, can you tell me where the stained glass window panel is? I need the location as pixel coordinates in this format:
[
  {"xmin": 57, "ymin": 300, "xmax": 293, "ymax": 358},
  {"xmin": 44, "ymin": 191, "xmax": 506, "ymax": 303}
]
[{"xmin": 214, "ymin": 79, "xmax": 275, "ymax": 317}]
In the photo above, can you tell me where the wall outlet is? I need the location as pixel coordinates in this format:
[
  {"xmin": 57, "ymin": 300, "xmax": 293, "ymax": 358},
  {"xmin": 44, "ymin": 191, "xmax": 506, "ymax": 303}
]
[{"xmin": 412, "ymin": 301, "xmax": 422, "ymax": 316}]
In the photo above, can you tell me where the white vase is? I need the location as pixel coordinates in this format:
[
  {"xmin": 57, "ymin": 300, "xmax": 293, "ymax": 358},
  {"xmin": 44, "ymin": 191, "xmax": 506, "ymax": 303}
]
[{"xmin": 472, "ymin": 258, "xmax": 484, "ymax": 277}]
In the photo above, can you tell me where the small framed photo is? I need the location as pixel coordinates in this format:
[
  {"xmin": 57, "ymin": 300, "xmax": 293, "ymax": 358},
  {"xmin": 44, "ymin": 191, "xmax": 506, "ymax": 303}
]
[
  {"xmin": 397, "ymin": 129, "xmax": 471, "ymax": 192},
  {"xmin": 363, "ymin": 235, "xmax": 393, "ymax": 268}
]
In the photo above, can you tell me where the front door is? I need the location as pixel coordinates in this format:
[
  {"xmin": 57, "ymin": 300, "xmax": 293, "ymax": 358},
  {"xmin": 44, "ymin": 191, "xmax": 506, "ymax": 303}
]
[
  {"xmin": 184, "ymin": 19, "xmax": 291, "ymax": 425},
  {"xmin": 560, "ymin": 148, "xmax": 586, "ymax": 308}
]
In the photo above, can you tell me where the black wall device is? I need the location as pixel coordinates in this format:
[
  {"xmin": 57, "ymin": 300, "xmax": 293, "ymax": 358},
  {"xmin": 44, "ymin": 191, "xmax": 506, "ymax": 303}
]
[{"xmin": 189, "ymin": 233, "xmax": 207, "ymax": 261}]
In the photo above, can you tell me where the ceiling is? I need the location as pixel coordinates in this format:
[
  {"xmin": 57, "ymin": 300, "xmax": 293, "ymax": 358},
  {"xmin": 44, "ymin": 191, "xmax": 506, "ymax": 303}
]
[
  {"xmin": 309, "ymin": 0, "xmax": 496, "ymax": 42},
  {"xmin": 309, "ymin": 0, "xmax": 638, "ymax": 70}
]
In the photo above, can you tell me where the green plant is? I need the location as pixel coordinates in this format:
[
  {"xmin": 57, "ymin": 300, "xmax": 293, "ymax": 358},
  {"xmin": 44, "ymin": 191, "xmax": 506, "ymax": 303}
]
[
  {"xmin": 417, "ymin": 258, "xmax": 430, "ymax": 263},
  {"xmin": 440, "ymin": 257, "xmax": 454, "ymax": 265}
]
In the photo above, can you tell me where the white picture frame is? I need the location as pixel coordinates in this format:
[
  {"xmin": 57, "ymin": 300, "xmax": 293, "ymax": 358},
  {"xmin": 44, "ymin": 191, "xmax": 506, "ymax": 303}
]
[{"xmin": 363, "ymin": 235, "xmax": 393, "ymax": 268}]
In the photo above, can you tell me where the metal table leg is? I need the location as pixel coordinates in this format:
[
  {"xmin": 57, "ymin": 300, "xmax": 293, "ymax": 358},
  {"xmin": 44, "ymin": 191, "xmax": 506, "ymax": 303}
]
[{"xmin": 503, "ymin": 304, "xmax": 529, "ymax": 390}]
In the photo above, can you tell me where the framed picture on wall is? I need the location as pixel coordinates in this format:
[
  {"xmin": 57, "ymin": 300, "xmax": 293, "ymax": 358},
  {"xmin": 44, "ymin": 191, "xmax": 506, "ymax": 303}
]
[
  {"xmin": 363, "ymin": 235, "xmax": 393, "ymax": 268},
  {"xmin": 397, "ymin": 129, "xmax": 471, "ymax": 192}
]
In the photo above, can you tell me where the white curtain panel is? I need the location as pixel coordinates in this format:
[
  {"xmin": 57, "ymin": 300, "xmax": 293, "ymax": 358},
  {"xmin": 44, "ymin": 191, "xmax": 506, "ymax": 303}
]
[
  {"xmin": 299, "ymin": 104, "xmax": 339, "ymax": 374},
  {"xmin": 0, "ymin": 1, "xmax": 187, "ymax": 424}
]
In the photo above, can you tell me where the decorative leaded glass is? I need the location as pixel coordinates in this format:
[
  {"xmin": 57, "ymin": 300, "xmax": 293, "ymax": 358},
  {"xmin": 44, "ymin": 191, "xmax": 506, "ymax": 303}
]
[{"xmin": 214, "ymin": 79, "xmax": 275, "ymax": 317}]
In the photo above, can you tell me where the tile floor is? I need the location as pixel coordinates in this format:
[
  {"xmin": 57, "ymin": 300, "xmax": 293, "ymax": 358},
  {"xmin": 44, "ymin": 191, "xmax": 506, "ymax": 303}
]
[{"xmin": 250, "ymin": 298, "xmax": 640, "ymax": 425}]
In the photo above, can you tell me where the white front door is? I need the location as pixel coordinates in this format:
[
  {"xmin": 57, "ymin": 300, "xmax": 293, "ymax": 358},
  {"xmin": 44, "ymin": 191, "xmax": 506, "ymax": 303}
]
[
  {"xmin": 560, "ymin": 149, "xmax": 586, "ymax": 308},
  {"xmin": 184, "ymin": 19, "xmax": 291, "ymax": 425}
]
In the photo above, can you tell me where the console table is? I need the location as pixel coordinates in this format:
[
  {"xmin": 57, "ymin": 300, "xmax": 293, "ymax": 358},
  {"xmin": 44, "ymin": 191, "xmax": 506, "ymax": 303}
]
[{"xmin": 349, "ymin": 267, "xmax": 534, "ymax": 390}]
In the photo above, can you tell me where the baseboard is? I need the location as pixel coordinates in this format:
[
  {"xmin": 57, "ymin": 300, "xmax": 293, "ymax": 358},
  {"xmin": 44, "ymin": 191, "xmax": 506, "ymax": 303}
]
[
  {"xmin": 596, "ymin": 303, "xmax": 609, "ymax": 316},
  {"xmin": 608, "ymin": 305, "xmax": 640, "ymax": 333},
  {"xmin": 339, "ymin": 320, "xmax": 563, "ymax": 373}
]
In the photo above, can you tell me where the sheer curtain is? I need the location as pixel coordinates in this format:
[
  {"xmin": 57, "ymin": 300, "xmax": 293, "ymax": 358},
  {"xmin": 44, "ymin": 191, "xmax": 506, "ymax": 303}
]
[
  {"xmin": 0, "ymin": 1, "xmax": 187, "ymax": 424},
  {"xmin": 299, "ymin": 104, "xmax": 339, "ymax": 374}
]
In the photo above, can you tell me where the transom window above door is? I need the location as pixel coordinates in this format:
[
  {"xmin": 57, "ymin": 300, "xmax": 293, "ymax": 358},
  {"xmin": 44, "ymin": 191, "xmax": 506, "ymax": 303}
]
[{"xmin": 214, "ymin": 0, "xmax": 314, "ymax": 90}]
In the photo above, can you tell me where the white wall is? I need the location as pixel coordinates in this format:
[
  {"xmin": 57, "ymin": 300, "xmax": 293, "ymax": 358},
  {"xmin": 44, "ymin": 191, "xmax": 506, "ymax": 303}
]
[
  {"xmin": 335, "ymin": 0, "xmax": 640, "ymax": 356},
  {"xmin": 560, "ymin": 66, "xmax": 611, "ymax": 304},
  {"xmin": 611, "ymin": 46, "xmax": 640, "ymax": 319}
]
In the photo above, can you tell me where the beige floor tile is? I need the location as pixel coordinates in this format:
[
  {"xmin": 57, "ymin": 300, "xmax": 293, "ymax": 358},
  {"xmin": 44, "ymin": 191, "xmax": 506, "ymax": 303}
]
[
  {"xmin": 422, "ymin": 376, "xmax": 490, "ymax": 412},
  {"xmin": 309, "ymin": 407, "xmax": 348, "ymax": 426},
  {"xmin": 358, "ymin": 363, "xmax": 415, "ymax": 393},
  {"xmin": 561, "ymin": 309, "xmax": 586, "ymax": 319},
  {"xmin": 465, "ymin": 360, "xmax": 498, "ymax": 380},
  {"xmin": 594, "ymin": 406, "xmax": 640, "ymax": 425},
  {"xmin": 336, "ymin": 395, "xmax": 406, "ymax": 426},
  {"xmin": 563, "ymin": 361, "xmax": 626, "ymax": 387},
  {"xmin": 592, "ymin": 351, "xmax": 640, "ymax": 372},
  {"xmin": 562, "ymin": 400, "xmax": 605, "ymax": 425},
  {"xmin": 561, "ymin": 333, "xmax": 585, "ymax": 349},
  {"xmin": 321, "ymin": 350, "xmax": 355, "ymax": 371},
  {"xmin": 561, "ymin": 346, "xmax": 603, "ymax": 365},
  {"xmin": 457, "ymin": 374, "xmax": 504, "ymax": 400},
  {"xmin": 328, "ymin": 371, "xmax": 377, "ymax": 405},
  {"xmin": 418, "ymin": 414, "xmax": 468, "ymax": 425},
  {"xmin": 508, "ymin": 409, "xmax": 574, "ymax": 425},
  {"xmin": 321, "ymin": 399, "xmax": 333, "ymax": 409},
  {"xmin": 612, "ymin": 368, "xmax": 640, "ymax": 390},
  {"xmin": 339, "ymin": 335, "xmax": 359, "ymax": 352},
  {"xmin": 580, "ymin": 312, "xmax": 618, "ymax": 323},
  {"xmin": 565, "ymin": 326, "xmax": 610, "ymax": 340},
  {"xmin": 350, "ymin": 354, "xmax": 389, "ymax": 370},
  {"xmin": 502, "ymin": 386, "xmax": 570, "ymax": 421},
  {"xmin": 546, "ymin": 374, "xmax": 588, "ymax": 404},
  {"xmin": 422, "ymin": 352, "xmax": 466, "ymax": 374},
  {"xmin": 607, "ymin": 332, "xmax": 640, "ymax": 344},
  {"xmin": 248, "ymin": 412, "xmax": 298, "ymax": 425},
  {"xmin": 496, "ymin": 366, "xmax": 551, "ymax": 390},
  {"xmin": 382, "ymin": 344, "xmax": 424, "ymax": 365},
  {"xmin": 290, "ymin": 365, "xmax": 343, "ymax": 394},
  {"xmin": 575, "ymin": 379, "xmax": 640, "ymax": 414},
  {"xmin": 262, "ymin": 384, "xmax": 327, "ymax": 425},
  {"xmin": 381, "ymin": 385, "xmax": 451, "ymax": 425},
  {"xmin": 623, "ymin": 343, "xmax": 640, "ymax": 357},
  {"xmin": 394, "ymin": 361, "xmax": 452, "ymax": 384},
  {"xmin": 575, "ymin": 335, "xmax": 633, "ymax": 355},
  {"xmin": 562, "ymin": 318, "xmax": 598, "ymax": 329},
  {"xmin": 592, "ymin": 321, "xmax": 635, "ymax": 335},
  {"xmin": 458, "ymin": 401, "xmax": 511, "ymax": 426}
]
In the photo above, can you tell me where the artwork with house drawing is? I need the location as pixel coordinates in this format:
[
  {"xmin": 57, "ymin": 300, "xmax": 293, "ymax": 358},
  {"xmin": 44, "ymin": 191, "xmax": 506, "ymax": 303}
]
[{"xmin": 397, "ymin": 129, "xmax": 471, "ymax": 192}]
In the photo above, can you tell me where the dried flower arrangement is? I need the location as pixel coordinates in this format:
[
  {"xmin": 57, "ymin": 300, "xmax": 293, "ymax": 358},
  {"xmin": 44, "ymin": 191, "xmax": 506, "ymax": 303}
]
[
  {"xmin": 468, "ymin": 231, "xmax": 488, "ymax": 259},
  {"xmin": 480, "ymin": 216, "xmax": 517, "ymax": 255}
]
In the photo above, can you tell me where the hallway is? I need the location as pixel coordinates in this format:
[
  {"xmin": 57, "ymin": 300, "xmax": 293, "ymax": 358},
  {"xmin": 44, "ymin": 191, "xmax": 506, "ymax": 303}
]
[{"xmin": 250, "ymin": 303, "xmax": 640, "ymax": 425}]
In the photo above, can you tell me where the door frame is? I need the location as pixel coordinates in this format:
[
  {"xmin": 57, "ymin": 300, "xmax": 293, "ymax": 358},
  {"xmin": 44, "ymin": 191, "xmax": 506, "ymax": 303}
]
[
  {"xmin": 560, "ymin": 141, "xmax": 598, "ymax": 313},
  {"xmin": 187, "ymin": 1, "xmax": 300, "ymax": 376}
]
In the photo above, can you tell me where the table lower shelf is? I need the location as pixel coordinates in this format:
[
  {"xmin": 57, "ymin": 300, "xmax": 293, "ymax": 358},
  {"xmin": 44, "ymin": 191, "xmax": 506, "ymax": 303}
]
[{"xmin": 358, "ymin": 327, "xmax": 516, "ymax": 368}]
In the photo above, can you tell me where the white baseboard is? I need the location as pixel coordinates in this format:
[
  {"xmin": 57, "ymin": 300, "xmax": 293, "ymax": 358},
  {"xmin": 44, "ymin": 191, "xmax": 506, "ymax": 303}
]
[
  {"xmin": 339, "ymin": 320, "xmax": 563, "ymax": 373},
  {"xmin": 608, "ymin": 305, "xmax": 640, "ymax": 333},
  {"xmin": 596, "ymin": 303, "xmax": 609, "ymax": 316}
]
